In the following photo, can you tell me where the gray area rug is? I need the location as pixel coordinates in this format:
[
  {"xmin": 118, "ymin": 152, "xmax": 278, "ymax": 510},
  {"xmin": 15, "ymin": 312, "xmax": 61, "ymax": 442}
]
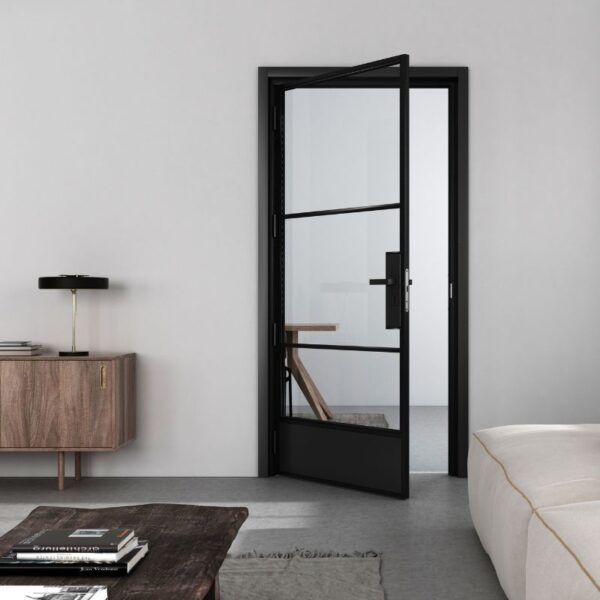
[
  {"xmin": 220, "ymin": 551, "xmax": 384, "ymax": 600},
  {"xmin": 295, "ymin": 413, "xmax": 389, "ymax": 428}
]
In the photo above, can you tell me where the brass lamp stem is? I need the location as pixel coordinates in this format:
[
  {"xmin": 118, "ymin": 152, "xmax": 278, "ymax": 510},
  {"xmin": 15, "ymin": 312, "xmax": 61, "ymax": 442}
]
[{"xmin": 71, "ymin": 289, "xmax": 78, "ymax": 353}]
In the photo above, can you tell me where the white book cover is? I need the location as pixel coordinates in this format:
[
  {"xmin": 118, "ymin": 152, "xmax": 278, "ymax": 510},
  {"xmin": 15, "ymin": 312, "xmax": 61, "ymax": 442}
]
[{"xmin": 0, "ymin": 585, "xmax": 107, "ymax": 599}]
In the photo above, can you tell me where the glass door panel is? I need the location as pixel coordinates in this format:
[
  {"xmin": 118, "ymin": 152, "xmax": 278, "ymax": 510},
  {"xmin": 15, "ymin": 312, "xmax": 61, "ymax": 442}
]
[
  {"xmin": 285, "ymin": 209, "xmax": 400, "ymax": 349},
  {"xmin": 283, "ymin": 347, "xmax": 400, "ymax": 430},
  {"xmin": 285, "ymin": 88, "xmax": 399, "ymax": 214}
]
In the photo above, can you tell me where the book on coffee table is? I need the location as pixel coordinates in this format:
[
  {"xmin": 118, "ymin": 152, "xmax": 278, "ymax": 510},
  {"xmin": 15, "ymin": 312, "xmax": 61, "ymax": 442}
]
[
  {"xmin": 15, "ymin": 538, "xmax": 138, "ymax": 563},
  {"xmin": 0, "ymin": 585, "xmax": 107, "ymax": 599},
  {"xmin": 13, "ymin": 528, "xmax": 135, "ymax": 554},
  {"xmin": 0, "ymin": 541, "xmax": 148, "ymax": 575}
]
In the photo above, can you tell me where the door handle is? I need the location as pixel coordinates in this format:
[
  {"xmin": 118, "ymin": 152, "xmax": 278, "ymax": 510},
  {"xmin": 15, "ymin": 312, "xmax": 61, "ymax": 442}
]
[
  {"xmin": 369, "ymin": 278, "xmax": 395, "ymax": 286},
  {"xmin": 370, "ymin": 252, "xmax": 401, "ymax": 329}
]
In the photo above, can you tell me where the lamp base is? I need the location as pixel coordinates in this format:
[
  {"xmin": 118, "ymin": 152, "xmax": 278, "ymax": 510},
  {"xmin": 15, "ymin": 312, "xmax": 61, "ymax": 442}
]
[{"xmin": 59, "ymin": 350, "xmax": 89, "ymax": 357}]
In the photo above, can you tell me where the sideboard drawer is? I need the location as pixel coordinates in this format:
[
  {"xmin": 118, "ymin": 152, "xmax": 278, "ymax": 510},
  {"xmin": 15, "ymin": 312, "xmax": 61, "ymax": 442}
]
[
  {"xmin": 59, "ymin": 361, "xmax": 113, "ymax": 448},
  {"xmin": 0, "ymin": 361, "xmax": 59, "ymax": 448},
  {"xmin": 0, "ymin": 359, "xmax": 118, "ymax": 449}
]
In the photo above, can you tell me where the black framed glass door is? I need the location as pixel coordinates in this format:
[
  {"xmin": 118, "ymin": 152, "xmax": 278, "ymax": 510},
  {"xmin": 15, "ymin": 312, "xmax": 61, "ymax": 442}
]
[{"xmin": 271, "ymin": 55, "xmax": 410, "ymax": 497}]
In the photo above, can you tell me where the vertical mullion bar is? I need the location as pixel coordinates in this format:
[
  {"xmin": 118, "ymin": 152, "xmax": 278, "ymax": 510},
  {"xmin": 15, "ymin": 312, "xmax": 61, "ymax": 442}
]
[
  {"xmin": 278, "ymin": 87, "xmax": 286, "ymax": 423},
  {"xmin": 448, "ymin": 81, "xmax": 458, "ymax": 476},
  {"xmin": 399, "ymin": 56, "xmax": 410, "ymax": 498},
  {"xmin": 270, "ymin": 84, "xmax": 286, "ymax": 472}
]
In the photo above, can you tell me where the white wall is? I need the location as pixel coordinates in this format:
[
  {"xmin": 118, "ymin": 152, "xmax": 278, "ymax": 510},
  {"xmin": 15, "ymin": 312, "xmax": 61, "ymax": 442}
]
[{"xmin": 0, "ymin": 0, "xmax": 599, "ymax": 476}]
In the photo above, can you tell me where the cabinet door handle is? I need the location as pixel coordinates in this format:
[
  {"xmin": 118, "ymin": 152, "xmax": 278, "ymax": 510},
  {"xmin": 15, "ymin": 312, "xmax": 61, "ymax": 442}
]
[{"xmin": 100, "ymin": 365, "xmax": 107, "ymax": 389}]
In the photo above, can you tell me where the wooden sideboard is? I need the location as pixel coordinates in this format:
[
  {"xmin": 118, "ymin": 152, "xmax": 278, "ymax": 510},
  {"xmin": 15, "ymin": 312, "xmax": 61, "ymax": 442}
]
[{"xmin": 0, "ymin": 353, "xmax": 135, "ymax": 490}]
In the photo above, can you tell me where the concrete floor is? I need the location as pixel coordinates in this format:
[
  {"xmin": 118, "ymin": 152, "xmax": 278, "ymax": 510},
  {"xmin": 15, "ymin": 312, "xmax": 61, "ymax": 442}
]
[
  {"xmin": 410, "ymin": 406, "xmax": 447, "ymax": 472},
  {"xmin": 0, "ymin": 475, "xmax": 505, "ymax": 599}
]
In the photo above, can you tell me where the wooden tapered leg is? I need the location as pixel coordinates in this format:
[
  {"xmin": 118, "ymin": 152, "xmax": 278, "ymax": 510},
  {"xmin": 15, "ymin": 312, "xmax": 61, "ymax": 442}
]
[
  {"xmin": 206, "ymin": 575, "xmax": 220, "ymax": 600},
  {"xmin": 74, "ymin": 452, "xmax": 82, "ymax": 481},
  {"xmin": 57, "ymin": 451, "xmax": 65, "ymax": 491},
  {"xmin": 285, "ymin": 331, "xmax": 333, "ymax": 420}
]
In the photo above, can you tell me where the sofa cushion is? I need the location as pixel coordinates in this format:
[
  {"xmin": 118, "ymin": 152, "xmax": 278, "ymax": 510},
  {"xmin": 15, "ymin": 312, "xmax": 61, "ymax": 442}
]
[
  {"xmin": 474, "ymin": 424, "xmax": 600, "ymax": 509},
  {"xmin": 469, "ymin": 424, "xmax": 600, "ymax": 600},
  {"xmin": 468, "ymin": 437, "xmax": 532, "ymax": 600},
  {"xmin": 527, "ymin": 500, "xmax": 600, "ymax": 599}
]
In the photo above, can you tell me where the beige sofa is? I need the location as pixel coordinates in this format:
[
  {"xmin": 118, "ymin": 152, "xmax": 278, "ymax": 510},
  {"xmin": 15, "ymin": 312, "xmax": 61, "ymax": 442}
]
[{"xmin": 468, "ymin": 425, "xmax": 600, "ymax": 599}]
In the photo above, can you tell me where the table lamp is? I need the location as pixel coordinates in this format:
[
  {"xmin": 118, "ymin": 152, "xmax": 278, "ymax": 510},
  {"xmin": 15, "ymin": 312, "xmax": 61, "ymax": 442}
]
[{"xmin": 38, "ymin": 275, "xmax": 109, "ymax": 356}]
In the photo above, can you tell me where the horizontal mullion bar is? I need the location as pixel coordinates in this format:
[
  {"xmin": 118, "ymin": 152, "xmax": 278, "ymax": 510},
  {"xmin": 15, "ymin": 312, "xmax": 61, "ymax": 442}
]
[
  {"xmin": 279, "ymin": 415, "xmax": 403, "ymax": 437},
  {"xmin": 285, "ymin": 203, "xmax": 400, "ymax": 220},
  {"xmin": 286, "ymin": 342, "xmax": 400, "ymax": 353}
]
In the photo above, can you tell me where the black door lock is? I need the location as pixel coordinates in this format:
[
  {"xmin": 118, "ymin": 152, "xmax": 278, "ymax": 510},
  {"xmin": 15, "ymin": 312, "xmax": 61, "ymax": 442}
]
[{"xmin": 369, "ymin": 252, "xmax": 401, "ymax": 329}]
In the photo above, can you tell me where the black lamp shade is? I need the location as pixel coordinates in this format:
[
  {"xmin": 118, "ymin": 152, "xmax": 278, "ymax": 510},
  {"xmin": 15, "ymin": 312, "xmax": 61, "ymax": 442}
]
[{"xmin": 38, "ymin": 275, "xmax": 109, "ymax": 290}]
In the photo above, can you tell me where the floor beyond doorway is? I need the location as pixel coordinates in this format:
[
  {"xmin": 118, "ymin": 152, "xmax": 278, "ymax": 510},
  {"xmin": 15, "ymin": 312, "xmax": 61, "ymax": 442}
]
[
  {"xmin": 0, "ymin": 475, "xmax": 504, "ymax": 599},
  {"xmin": 410, "ymin": 405, "xmax": 447, "ymax": 472}
]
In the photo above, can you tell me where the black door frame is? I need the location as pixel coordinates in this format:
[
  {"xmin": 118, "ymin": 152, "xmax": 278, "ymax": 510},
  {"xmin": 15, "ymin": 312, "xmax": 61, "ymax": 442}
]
[{"xmin": 258, "ymin": 65, "xmax": 469, "ymax": 480}]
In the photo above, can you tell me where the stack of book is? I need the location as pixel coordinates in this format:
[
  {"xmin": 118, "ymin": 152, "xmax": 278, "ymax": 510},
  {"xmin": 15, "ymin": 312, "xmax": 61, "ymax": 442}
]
[
  {"xmin": 0, "ymin": 341, "xmax": 43, "ymax": 356},
  {"xmin": 0, "ymin": 528, "xmax": 148, "ymax": 575}
]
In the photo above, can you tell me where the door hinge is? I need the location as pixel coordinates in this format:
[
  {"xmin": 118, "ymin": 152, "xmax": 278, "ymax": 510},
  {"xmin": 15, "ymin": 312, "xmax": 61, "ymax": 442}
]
[
  {"xmin": 272, "ymin": 106, "xmax": 278, "ymax": 131},
  {"xmin": 273, "ymin": 430, "xmax": 277, "ymax": 454},
  {"xmin": 449, "ymin": 282, "xmax": 453, "ymax": 300},
  {"xmin": 404, "ymin": 268, "xmax": 411, "ymax": 312},
  {"xmin": 272, "ymin": 322, "xmax": 277, "ymax": 346},
  {"xmin": 272, "ymin": 214, "xmax": 277, "ymax": 238}
]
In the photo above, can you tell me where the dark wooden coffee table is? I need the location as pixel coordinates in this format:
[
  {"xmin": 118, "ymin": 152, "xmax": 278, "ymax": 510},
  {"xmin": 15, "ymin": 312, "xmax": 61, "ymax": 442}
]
[{"xmin": 0, "ymin": 503, "xmax": 248, "ymax": 599}]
